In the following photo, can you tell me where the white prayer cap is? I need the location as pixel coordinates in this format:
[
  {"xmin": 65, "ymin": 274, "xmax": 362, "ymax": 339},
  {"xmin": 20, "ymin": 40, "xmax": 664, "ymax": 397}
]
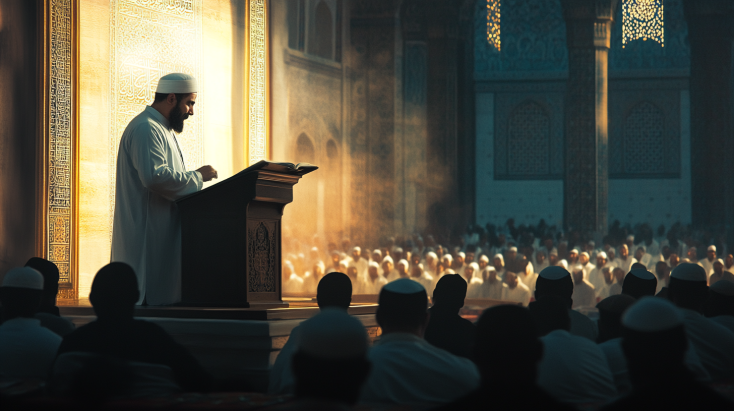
[
  {"xmin": 1, "ymin": 267, "xmax": 44, "ymax": 290},
  {"xmin": 444, "ymin": 269, "xmax": 456, "ymax": 275},
  {"xmin": 715, "ymin": 258, "xmax": 725, "ymax": 266},
  {"xmin": 368, "ymin": 261, "xmax": 380, "ymax": 269},
  {"xmin": 711, "ymin": 280, "xmax": 734, "ymax": 296},
  {"xmin": 479, "ymin": 255, "xmax": 489, "ymax": 262},
  {"xmin": 310, "ymin": 247, "xmax": 319, "ymax": 253},
  {"xmin": 670, "ymin": 263, "xmax": 707, "ymax": 282},
  {"xmin": 558, "ymin": 260, "xmax": 568, "ymax": 269},
  {"xmin": 627, "ymin": 235, "xmax": 635, "ymax": 242},
  {"xmin": 482, "ymin": 266, "xmax": 496, "ymax": 273},
  {"xmin": 622, "ymin": 297, "xmax": 683, "ymax": 332},
  {"xmin": 580, "ymin": 252, "xmax": 590, "ymax": 258},
  {"xmin": 155, "ymin": 73, "xmax": 198, "ymax": 94},
  {"xmin": 597, "ymin": 251, "xmax": 608, "ymax": 259},
  {"xmin": 508, "ymin": 246, "xmax": 518, "ymax": 253},
  {"xmin": 397, "ymin": 259, "xmax": 409, "ymax": 268},
  {"xmin": 467, "ymin": 262, "xmax": 479, "ymax": 272},
  {"xmin": 493, "ymin": 253, "xmax": 504, "ymax": 262},
  {"xmin": 442, "ymin": 254, "xmax": 453, "ymax": 263},
  {"xmin": 538, "ymin": 266, "xmax": 570, "ymax": 280},
  {"xmin": 372, "ymin": 249, "xmax": 382, "ymax": 256},
  {"xmin": 339, "ymin": 259, "xmax": 349, "ymax": 269},
  {"xmin": 352, "ymin": 246, "xmax": 361, "ymax": 254},
  {"xmin": 458, "ymin": 252, "xmax": 466, "ymax": 259},
  {"xmin": 381, "ymin": 256, "xmax": 394, "ymax": 265},
  {"xmin": 708, "ymin": 245, "xmax": 717, "ymax": 252},
  {"xmin": 298, "ymin": 309, "xmax": 369, "ymax": 359},
  {"xmin": 570, "ymin": 248, "xmax": 580, "ymax": 254},
  {"xmin": 572, "ymin": 264, "xmax": 584, "ymax": 273},
  {"xmin": 426, "ymin": 252, "xmax": 437, "ymax": 260}
]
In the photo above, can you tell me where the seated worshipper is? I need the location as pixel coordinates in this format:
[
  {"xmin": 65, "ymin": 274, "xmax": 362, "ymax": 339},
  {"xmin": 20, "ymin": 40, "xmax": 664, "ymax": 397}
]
[
  {"xmin": 597, "ymin": 295, "xmax": 709, "ymax": 396},
  {"xmin": 708, "ymin": 259, "xmax": 734, "ymax": 287},
  {"xmin": 0, "ymin": 267, "xmax": 62, "ymax": 379},
  {"xmin": 452, "ymin": 251, "xmax": 466, "ymax": 274},
  {"xmin": 571, "ymin": 265, "xmax": 596, "ymax": 309},
  {"xmin": 326, "ymin": 251, "xmax": 341, "ymax": 274},
  {"xmin": 425, "ymin": 252, "xmax": 439, "ymax": 278},
  {"xmin": 534, "ymin": 250, "xmax": 549, "ymax": 273},
  {"xmin": 595, "ymin": 267, "xmax": 617, "ymax": 301},
  {"xmin": 350, "ymin": 246, "xmax": 368, "ymax": 279},
  {"xmin": 424, "ymin": 274, "xmax": 475, "ymax": 359},
  {"xmin": 270, "ymin": 272, "xmax": 353, "ymax": 395},
  {"xmin": 395, "ymin": 259, "xmax": 410, "ymax": 281},
  {"xmin": 409, "ymin": 263, "xmax": 433, "ymax": 292},
  {"xmin": 363, "ymin": 262, "xmax": 388, "ymax": 294},
  {"xmin": 614, "ymin": 244, "xmax": 637, "ymax": 274},
  {"xmin": 302, "ymin": 261, "xmax": 326, "ymax": 294},
  {"xmin": 621, "ymin": 269, "xmax": 657, "ymax": 300},
  {"xmin": 346, "ymin": 266, "xmax": 363, "ymax": 294},
  {"xmin": 589, "ymin": 251, "xmax": 610, "ymax": 293},
  {"xmin": 602, "ymin": 298, "xmax": 732, "ymax": 411},
  {"xmin": 436, "ymin": 305, "xmax": 575, "ymax": 411},
  {"xmin": 359, "ymin": 279, "xmax": 479, "ymax": 406},
  {"xmin": 480, "ymin": 266, "xmax": 505, "ymax": 300},
  {"xmin": 703, "ymin": 280, "xmax": 734, "ymax": 333},
  {"xmin": 477, "ymin": 254, "xmax": 489, "ymax": 271},
  {"xmin": 382, "ymin": 256, "xmax": 398, "ymax": 282},
  {"xmin": 535, "ymin": 266, "xmax": 598, "ymax": 341},
  {"xmin": 24, "ymin": 257, "xmax": 75, "ymax": 336},
  {"xmin": 283, "ymin": 261, "xmax": 304, "ymax": 294},
  {"xmin": 502, "ymin": 272, "xmax": 531, "ymax": 306},
  {"xmin": 609, "ymin": 268, "xmax": 625, "ymax": 296},
  {"xmin": 579, "ymin": 251, "xmax": 595, "ymax": 279},
  {"xmin": 465, "ymin": 264, "xmax": 485, "ymax": 299},
  {"xmin": 57, "ymin": 263, "xmax": 211, "ymax": 392},
  {"xmin": 655, "ymin": 261, "xmax": 671, "ymax": 295},
  {"xmin": 667, "ymin": 263, "xmax": 734, "ymax": 381},
  {"xmin": 529, "ymin": 298, "xmax": 617, "ymax": 404},
  {"xmin": 492, "ymin": 254, "xmax": 506, "ymax": 279},
  {"xmin": 275, "ymin": 310, "xmax": 371, "ymax": 409}
]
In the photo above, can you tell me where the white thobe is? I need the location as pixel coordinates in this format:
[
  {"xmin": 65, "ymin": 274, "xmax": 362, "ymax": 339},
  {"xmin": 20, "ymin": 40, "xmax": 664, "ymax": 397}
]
[
  {"xmin": 481, "ymin": 280, "xmax": 506, "ymax": 300},
  {"xmin": 572, "ymin": 280, "xmax": 597, "ymax": 309},
  {"xmin": 700, "ymin": 258, "xmax": 716, "ymax": 277},
  {"xmin": 582, "ymin": 262, "xmax": 595, "ymax": 280},
  {"xmin": 537, "ymin": 330, "xmax": 617, "ymax": 404},
  {"xmin": 111, "ymin": 106, "xmax": 203, "ymax": 305},
  {"xmin": 614, "ymin": 257, "xmax": 637, "ymax": 273},
  {"xmin": 501, "ymin": 282, "xmax": 531, "ymax": 306},
  {"xmin": 410, "ymin": 272, "xmax": 434, "ymax": 294},
  {"xmin": 679, "ymin": 308, "xmax": 734, "ymax": 380},
  {"xmin": 363, "ymin": 276, "xmax": 388, "ymax": 294},
  {"xmin": 588, "ymin": 266, "xmax": 609, "ymax": 295},
  {"xmin": 359, "ymin": 333, "xmax": 480, "ymax": 406},
  {"xmin": 466, "ymin": 278, "xmax": 484, "ymax": 299}
]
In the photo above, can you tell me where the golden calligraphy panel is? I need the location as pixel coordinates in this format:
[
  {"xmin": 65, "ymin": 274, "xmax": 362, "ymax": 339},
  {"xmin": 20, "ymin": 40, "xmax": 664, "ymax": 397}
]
[{"xmin": 249, "ymin": 0, "xmax": 267, "ymax": 165}]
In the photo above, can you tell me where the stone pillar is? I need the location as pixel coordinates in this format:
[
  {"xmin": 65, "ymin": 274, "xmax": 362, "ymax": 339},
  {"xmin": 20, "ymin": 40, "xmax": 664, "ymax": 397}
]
[
  {"xmin": 348, "ymin": 1, "xmax": 403, "ymax": 246},
  {"xmin": 561, "ymin": 0, "xmax": 618, "ymax": 235},
  {"xmin": 683, "ymin": 1, "xmax": 734, "ymax": 233}
]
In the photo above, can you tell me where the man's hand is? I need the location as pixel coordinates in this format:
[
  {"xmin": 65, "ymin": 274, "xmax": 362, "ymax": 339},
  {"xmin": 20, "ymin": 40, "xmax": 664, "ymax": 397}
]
[{"xmin": 196, "ymin": 165, "xmax": 218, "ymax": 182}]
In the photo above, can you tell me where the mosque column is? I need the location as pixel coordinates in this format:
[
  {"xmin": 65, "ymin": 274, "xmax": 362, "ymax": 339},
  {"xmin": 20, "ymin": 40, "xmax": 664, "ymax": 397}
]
[
  {"xmin": 682, "ymin": 1, "xmax": 734, "ymax": 232},
  {"xmin": 560, "ymin": 0, "xmax": 618, "ymax": 236}
]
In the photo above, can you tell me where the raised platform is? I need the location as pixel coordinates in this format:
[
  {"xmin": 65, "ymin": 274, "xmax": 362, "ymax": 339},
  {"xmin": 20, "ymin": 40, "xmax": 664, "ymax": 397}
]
[{"xmin": 59, "ymin": 300, "xmax": 380, "ymax": 392}]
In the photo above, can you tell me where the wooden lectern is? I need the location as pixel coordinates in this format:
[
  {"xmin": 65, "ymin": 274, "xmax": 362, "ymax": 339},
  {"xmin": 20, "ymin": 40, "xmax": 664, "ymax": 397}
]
[{"xmin": 176, "ymin": 161, "xmax": 317, "ymax": 308}]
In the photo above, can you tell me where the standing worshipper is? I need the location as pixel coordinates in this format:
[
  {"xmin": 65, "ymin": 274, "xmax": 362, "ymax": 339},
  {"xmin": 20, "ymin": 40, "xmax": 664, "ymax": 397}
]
[
  {"xmin": 382, "ymin": 256, "xmax": 398, "ymax": 282},
  {"xmin": 708, "ymin": 259, "xmax": 732, "ymax": 286},
  {"xmin": 571, "ymin": 265, "xmax": 596, "ymax": 309},
  {"xmin": 492, "ymin": 254, "xmax": 506, "ymax": 279},
  {"xmin": 111, "ymin": 73, "xmax": 217, "ymax": 305},
  {"xmin": 424, "ymin": 275, "xmax": 476, "ymax": 359},
  {"xmin": 614, "ymin": 244, "xmax": 636, "ymax": 274},
  {"xmin": 596, "ymin": 267, "xmax": 617, "ymax": 301},
  {"xmin": 588, "ymin": 252, "xmax": 610, "ymax": 294},
  {"xmin": 725, "ymin": 254, "xmax": 734, "ymax": 273},
  {"xmin": 602, "ymin": 298, "xmax": 732, "ymax": 411},
  {"xmin": 350, "ymin": 246, "xmax": 368, "ymax": 281},
  {"xmin": 502, "ymin": 272, "xmax": 531, "ymax": 306},
  {"xmin": 700, "ymin": 245, "xmax": 717, "ymax": 276},
  {"xmin": 534, "ymin": 250, "xmax": 549, "ymax": 273},
  {"xmin": 360, "ymin": 279, "xmax": 479, "ymax": 406},
  {"xmin": 579, "ymin": 251, "xmax": 595, "ymax": 279},
  {"xmin": 363, "ymin": 262, "xmax": 388, "ymax": 294}
]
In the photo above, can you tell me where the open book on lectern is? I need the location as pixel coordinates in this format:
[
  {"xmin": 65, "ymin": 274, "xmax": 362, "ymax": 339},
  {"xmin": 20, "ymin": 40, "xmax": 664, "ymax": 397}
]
[{"xmin": 234, "ymin": 160, "xmax": 319, "ymax": 177}]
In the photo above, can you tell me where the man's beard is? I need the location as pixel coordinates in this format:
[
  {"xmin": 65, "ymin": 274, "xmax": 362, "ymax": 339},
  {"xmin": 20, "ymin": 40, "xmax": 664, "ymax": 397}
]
[{"xmin": 169, "ymin": 104, "xmax": 189, "ymax": 133}]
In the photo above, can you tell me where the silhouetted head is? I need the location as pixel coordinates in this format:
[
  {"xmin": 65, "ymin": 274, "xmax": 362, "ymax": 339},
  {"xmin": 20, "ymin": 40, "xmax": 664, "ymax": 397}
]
[
  {"xmin": 703, "ymin": 280, "xmax": 734, "ymax": 318},
  {"xmin": 622, "ymin": 269, "xmax": 658, "ymax": 300},
  {"xmin": 0, "ymin": 267, "xmax": 44, "ymax": 320},
  {"xmin": 528, "ymin": 296, "xmax": 570, "ymax": 336},
  {"xmin": 292, "ymin": 309, "xmax": 370, "ymax": 405},
  {"xmin": 25, "ymin": 257, "xmax": 60, "ymax": 310},
  {"xmin": 475, "ymin": 305, "xmax": 542, "ymax": 385},
  {"xmin": 534, "ymin": 266, "xmax": 573, "ymax": 309},
  {"xmin": 630, "ymin": 262, "xmax": 647, "ymax": 271},
  {"xmin": 432, "ymin": 274, "xmax": 467, "ymax": 312},
  {"xmin": 89, "ymin": 262, "xmax": 139, "ymax": 320},
  {"xmin": 596, "ymin": 294, "xmax": 636, "ymax": 343},
  {"xmin": 621, "ymin": 298, "xmax": 688, "ymax": 386},
  {"xmin": 317, "ymin": 272, "xmax": 352, "ymax": 310},
  {"xmin": 668, "ymin": 263, "xmax": 709, "ymax": 312},
  {"xmin": 376, "ymin": 279, "xmax": 428, "ymax": 336}
]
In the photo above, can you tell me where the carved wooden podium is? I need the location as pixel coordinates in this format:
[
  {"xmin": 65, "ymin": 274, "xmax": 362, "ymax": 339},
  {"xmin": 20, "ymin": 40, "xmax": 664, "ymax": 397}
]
[{"xmin": 176, "ymin": 161, "xmax": 317, "ymax": 308}]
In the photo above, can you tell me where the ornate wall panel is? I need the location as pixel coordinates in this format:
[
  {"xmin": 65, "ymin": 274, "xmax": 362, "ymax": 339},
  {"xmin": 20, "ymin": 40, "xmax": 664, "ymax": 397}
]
[
  {"xmin": 46, "ymin": 0, "xmax": 77, "ymax": 296},
  {"xmin": 248, "ymin": 0, "xmax": 268, "ymax": 165},
  {"xmin": 248, "ymin": 221, "xmax": 277, "ymax": 293},
  {"xmin": 494, "ymin": 92, "xmax": 564, "ymax": 180},
  {"xmin": 109, "ymin": 0, "xmax": 204, "ymax": 229}
]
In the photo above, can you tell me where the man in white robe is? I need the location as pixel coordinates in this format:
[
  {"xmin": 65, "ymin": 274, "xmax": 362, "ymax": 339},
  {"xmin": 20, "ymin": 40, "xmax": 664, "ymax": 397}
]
[
  {"xmin": 700, "ymin": 245, "xmax": 717, "ymax": 277},
  {"xmin": 111, "ymin": 73, "xmax": 217, "ymax": 305},
  {"xmin": 480, "ymin": 267, "xmax": 505, "ymax": 300},
  {"xmin": 501, "ymin": 272, "xmax": 531, "ymax": 306},
  {"xmin": 571, "ymin": 265, "xmax": 596, "ymax": 309},
  {"xmin": 579, "ymin": 252, "xmax": 595, "ymax": 279},
  {"xmin": 363, "ymin": 262, "xmax": 388, "ymax": 294},
  {"xmin": 492, "ymin": 254, "xmax": 506, "ymax": 280},
  {"xmin": 614, "ymin": 245, "xmax": 637, "ymax": 273}
]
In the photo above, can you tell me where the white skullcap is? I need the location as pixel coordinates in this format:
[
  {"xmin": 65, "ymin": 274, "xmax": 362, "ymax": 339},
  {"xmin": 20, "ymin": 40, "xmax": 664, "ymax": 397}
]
[
  {"xmin": 155, "ymin": 73, "xmax": 198, "ymax": 94},
  {"xmin": 580, "ymin": 252, "xmax": 590, "ymax": 258},
  {"xmin": 708, "ymin": 245, "xmax": 717, "ymax": 252},
  {"xmin": 298, "ymin": 309, "xmax": 369, "ymax": 359},
  {"xmin": 455, "ymin": 252, "xmax": 465, "ymax": 259},
  {"xmin": 467, "ymin": 262, "xmax": 479, "ymax": 272},
  {"xmin": 444, "ymin": 269, "xmax": 456, "ymax": 275},
  {"xmin": 597, "ymin": 251, "xmax": 608, "ymax": 259},
  {"xmin": 372, "ymin": 249, "xmax": 382, "ymax": 256},
  {"xmin": 311, "ymin": 247, "xmax": 319, "ymax": 253},
  {"xmin": 479, "ymin": 255, "xmax": 489, "ymax": 262},
  {"xmin": 426, "ymin": 252, "xmax": 437, "ymax": 260},
  {"xmin": 382, "ymin": 256, "xmax": 394, "ymax": 265},
  {"xmin": 368, "ymin": 261, "xmax": 380, "ymax": 269},
  {"xmin": 508, "ymin": 247, "xmax": 518, "ymax": 253},
  {"xmin": 558, "ymin": 260, "xmax": 569, "ymax": 269},
  {"xmin": 670, "ymin": 263, "xmax": 707, "ymax": 282},
  {"xmin": 1, "ymin": 267, "xmax": 44, "ymax": 290},
  {"xmin": 538, "ymin": 266, "xmax": 570, "ymax": 280},
  {"xmin": 711, "ymin": 280, "xmax": 734, "ymax": 296},
  {"xmin": 352, "ymin": 246, "xmax": 361, "ymax": 253},
  {"xmin": 715, "ymin": 258, "xmax": 725, "ymax": 266},
  {"xmin": 442, "ymin": 254, "xmax": 453, "ymax": 262},
  {"xmin": 572, "ymin": 264, "xmax": 584, "ymax": 273},
  {"xmin": 622, "ymin": 297, "xmax": 683, "ymax": 332},
  {"xmin": 627, "ymin": 235, "xmax": 634, "ymax": 241},
  {"xmin": 482, "ymin": 266, "xmax": 496, "ymax": 273},
  {"xmin": 493, "ymin": 253, "xmax": 504, "ymax": 262},
  {"xmin": 570, "ymin": 248, "xmax": 579, "ymax": 254},
  {"xmin": 397, "ymin": 259, "xmax": 409, "ymax": 268},
  {"xmin": 383, "ymin": 278, "xmax": 425, "ymax": 294}
]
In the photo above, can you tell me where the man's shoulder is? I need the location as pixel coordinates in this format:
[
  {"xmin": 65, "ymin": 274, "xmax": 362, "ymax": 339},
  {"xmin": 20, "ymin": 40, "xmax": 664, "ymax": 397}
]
[{"xmin": 122, "ymin": 110, "xmax": 166, "ymax": 139}]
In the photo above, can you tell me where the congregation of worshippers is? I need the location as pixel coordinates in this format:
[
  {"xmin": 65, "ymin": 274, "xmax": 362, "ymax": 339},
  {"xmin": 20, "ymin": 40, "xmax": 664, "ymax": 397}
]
[{"xmin": 2, "ymin": 222, "xmax": 734, "ymax": 409}]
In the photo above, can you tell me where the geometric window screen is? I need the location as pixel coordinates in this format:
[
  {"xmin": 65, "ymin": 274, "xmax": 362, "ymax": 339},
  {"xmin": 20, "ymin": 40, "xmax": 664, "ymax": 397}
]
[
  {"xmin": 507, "ymin": 102, "xmax": 550, "ymax": 176},
  {"xmin": 622, "ymin": 101, "xmax": 666, "ymax": 174},
  {"xmin": 486, "ymin": 0, "xmax": 501, "ymax": 51},
  {"xmin": 622, "ymin": 0, "xmax": 664, "ymax": 48}
]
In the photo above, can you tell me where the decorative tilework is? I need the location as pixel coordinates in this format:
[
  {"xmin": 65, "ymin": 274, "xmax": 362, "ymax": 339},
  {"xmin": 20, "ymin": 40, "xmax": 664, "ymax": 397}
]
[{"xmin": 249, "ymin": 0, "xmax": 268, "ymax": 166}]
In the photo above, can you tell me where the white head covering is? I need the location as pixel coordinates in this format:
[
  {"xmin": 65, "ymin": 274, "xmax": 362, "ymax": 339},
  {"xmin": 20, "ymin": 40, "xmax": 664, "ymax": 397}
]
[
  {"xmin": 479, "ymin": 255, "xmax": 489, "ymax": 263},
  {"xmin": 570, "ymin": 248, "xmax": 580, "ymax": 254},
  {"xmin": 580, "ymin": 251, "xmax": 590, "ymax": 259},
  {"xmin": 426, "ymin": 252, "xmax": 438, "ymax": 261},
  {"xmin": 558, "ymin": 260, "xmax": 568, "ymax": 270},
  {"xmin": 622, "ymin": 297, "xmax": 683, "ymax": 332},
  {"xmin": 467, "ymin": 263, "xmax": 479, "ymax": 277},
  {"xmin": 493, "ymin": 253, "xmax": 504, "ymax": 263},
  {"xmin": 508, "ymin": 246, "xmax": 518, "ymax": 253},
  {"xmin": 382, "ymin": 256, "xmax": 394, "ymax": 265},
  {"xmin": 708, "ymin": 245, "xmax": 717, "ymax": 252},
  {"xmin": 597, "ymin": 251, "xmax": 608, "ymax": 260},
  {"xmin": 397, "ymin": 259, "xmax": 409, "ymax": 269},
  {"xmin": 352, "ymin": 246, "xmax": 361, "ymax": 254},
  {"xmin": 155, "ymin": 73, "xmax": 198, "ymax": 94},
  {"xmin": 442, "ymin": 254, "xmax": 453, "ymax": 264},
  {"xmin": 299, "ymin": 309, "xmax": 369, "ymax": 359},
  {"xmin": 626, "ymin": 235, "xmax": 635, "ymax": 242},
  {"xmin": 368, "ymin": 261, "xmax": 380, "ymax": 270},
  {"xmin": 1, "ymin": 267, "xmax": 43, "ymax": 290}
]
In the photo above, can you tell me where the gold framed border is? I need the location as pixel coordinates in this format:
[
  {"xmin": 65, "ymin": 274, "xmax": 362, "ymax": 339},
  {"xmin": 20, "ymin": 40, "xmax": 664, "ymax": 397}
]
[
  {"xmin": 38, "ymin": 0, "xmax": 80, "ymax": 300},
  {"xmin": 245, "ymin": 0, "xmax": 270, "ymax": 165}
]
